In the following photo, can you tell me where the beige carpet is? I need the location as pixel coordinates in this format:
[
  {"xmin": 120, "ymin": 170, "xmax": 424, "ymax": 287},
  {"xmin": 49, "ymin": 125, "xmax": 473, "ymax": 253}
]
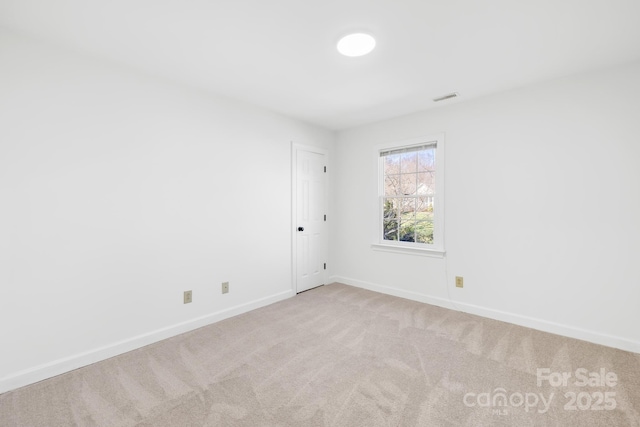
[{"xmin": 1, "ymin": 283, "xmax": 639, "ymax": 426}]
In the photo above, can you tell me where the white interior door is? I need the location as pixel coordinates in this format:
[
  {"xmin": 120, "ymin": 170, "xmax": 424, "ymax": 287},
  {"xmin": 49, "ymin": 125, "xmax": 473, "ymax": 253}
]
[{"xmin": 294, "ymin": 147, "xmax": 327, "ymax": 293}]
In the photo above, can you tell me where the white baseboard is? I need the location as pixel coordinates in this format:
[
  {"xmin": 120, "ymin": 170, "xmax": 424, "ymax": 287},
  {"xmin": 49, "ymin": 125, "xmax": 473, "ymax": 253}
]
[
  {"xmin": 330, "ymin": 275, "xmax": 640, "ymax": 354},
  {"xmin": 0, "ymin": 289, "xmax": 294, "ymax": 394},
  {"xmin": 329, "ymin": 275, "xmax": 456, "ymax": 310}
]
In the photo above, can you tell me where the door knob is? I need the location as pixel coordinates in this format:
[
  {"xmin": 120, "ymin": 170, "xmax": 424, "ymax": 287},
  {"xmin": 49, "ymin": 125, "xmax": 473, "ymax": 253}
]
[{"xmin": 298, "ymin": 226, "xmax": 304, "ymax": 232}]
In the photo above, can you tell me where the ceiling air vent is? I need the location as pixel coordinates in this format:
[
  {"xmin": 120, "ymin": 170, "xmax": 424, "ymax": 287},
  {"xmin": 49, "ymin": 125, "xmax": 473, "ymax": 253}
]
[{"xmin": 433, "ymin": 92, "xmax": 459, "ymax": 102}]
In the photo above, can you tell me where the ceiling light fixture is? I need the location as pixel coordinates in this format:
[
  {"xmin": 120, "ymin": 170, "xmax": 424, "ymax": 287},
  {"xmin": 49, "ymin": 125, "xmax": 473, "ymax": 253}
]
[{"xmin": 337, "ymin": 33, "xmax": 376, "ymax": 57}]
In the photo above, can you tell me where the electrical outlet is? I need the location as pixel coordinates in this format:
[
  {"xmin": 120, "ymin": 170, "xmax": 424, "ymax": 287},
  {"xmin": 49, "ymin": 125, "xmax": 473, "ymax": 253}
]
[
  {"xmin": 222, "ymin": 282, "xmax": 229, "ymax": 294},
  {"xmin": 184, "ymin": 290, "xmax": 192, "ymax": 304},
  {"xmin": 455, "ymin": 276, "xmax": 464, "ymax": 288}
]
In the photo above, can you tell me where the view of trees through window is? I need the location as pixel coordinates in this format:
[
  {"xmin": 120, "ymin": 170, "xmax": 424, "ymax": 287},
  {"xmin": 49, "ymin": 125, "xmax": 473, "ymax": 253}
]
[{"xmin": 382, "ymin": 145, "xmax": 436, "ymax": 243}]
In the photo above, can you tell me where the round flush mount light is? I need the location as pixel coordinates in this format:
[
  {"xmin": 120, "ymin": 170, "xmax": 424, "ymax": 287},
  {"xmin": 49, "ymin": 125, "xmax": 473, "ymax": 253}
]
[{"xmin": 337, "ymin": 33, "xmax": 376, "ymax": 57}]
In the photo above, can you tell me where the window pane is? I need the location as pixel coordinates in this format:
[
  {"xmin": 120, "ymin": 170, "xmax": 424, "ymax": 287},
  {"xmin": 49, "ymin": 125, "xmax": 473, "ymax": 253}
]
[
  {"xmin": 418, "ymin": 149, "xmax": 435, "ymax": 172},
  {"xmin": 400, "ymin": 174, "xmax": 417, "ymax": 195},
  {"xmin": 384, "ymin": 175, "xmax": 401, "ymax": 196},
  {"xmin": 416, "ymin": 197, "xmax": 434, "ymax": 221},
  {"xmin": 384, "ymin": 154, "xmax": 400, "ymax": 175},
  {"xmin": 383, "ymin": 197, "xmax": 400, "ymax": 241},
  {"xmin": 416, "ymin": 172, "xmax": 435, "ymax": 195},
  {"xmin": 415, "ymin": 221, "xmax": 434, "ymax": 244},
  {"xmin": 399, "ymin": 219, "xmax": 416, "ymax": 242},
  {"xmin": 383, "ymin": 220, "xmax": 399, "ymax": 241},
  {"xmin": 400, "ymin": 152, "xmax": 417, "ymax": 173},
  {"xmin": 383, "ymin": 198, "xmax": 399, "ymax": 220},
  {"xmin": 399, "ymin": 197, "xmax": 416, "ymax": 219}
]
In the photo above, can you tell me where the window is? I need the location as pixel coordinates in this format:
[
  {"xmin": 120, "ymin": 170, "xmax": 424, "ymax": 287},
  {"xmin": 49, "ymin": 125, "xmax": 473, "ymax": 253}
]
[{"xmin": 374, "ymin": 135, "xmax": 445, "ymax": 256}]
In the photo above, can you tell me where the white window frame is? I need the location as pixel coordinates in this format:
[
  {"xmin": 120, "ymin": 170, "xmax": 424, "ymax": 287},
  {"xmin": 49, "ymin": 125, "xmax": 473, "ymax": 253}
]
[{"xmin": 371, "ymin": 134, "xmax": 446, "ymax": 257}]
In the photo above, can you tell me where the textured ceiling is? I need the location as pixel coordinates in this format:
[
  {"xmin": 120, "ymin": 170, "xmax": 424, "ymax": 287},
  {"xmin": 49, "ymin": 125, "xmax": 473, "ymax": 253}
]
[{"xmin": 1, "ymin": 0, "xmax": 640, "ymax": 130}]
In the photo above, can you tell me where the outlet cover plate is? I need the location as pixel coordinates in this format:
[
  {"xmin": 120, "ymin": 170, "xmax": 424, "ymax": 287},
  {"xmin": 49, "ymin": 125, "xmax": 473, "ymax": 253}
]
[
  {"xmin": 184, "ymin": 290, "xmax": 192, "ymax": 304},
  {"xmin": 222, "ymin": 282, "xmax": 229, "ymax": 294}
]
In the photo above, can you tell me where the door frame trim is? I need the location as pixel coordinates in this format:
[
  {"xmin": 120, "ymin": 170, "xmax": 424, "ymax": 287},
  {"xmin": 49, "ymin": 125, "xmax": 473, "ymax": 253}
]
[{"xmin": 291, "ymin": 142, "xmax": 329, "ymax": 294}]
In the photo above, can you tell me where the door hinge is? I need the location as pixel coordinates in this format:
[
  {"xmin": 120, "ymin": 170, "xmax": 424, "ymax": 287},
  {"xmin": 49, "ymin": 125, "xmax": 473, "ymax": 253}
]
[
  {"xmin": 324, "ymin": 214, "xmax": 326, "ymax": 221},
  {"xmin": 324, "ymin": 166, "xmax": 326, "ymax": 173},
  {"xmin": 324, "ymin": 263, "xmax": 327, "ymax": 270}
]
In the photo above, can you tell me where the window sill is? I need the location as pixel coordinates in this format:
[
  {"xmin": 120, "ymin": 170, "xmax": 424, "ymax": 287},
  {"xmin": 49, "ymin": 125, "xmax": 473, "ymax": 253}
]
[{"xmin": 371, "ymin": 243, "xmax": 446, "ymax": 258}]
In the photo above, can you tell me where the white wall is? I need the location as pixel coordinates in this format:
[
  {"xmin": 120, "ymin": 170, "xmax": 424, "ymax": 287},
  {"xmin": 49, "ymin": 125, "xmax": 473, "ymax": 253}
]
[
  {"xmin": 331, "ymin": 61, "xmax": 640, "ymax": 353},
  {"xmin": 0, "ymin": 30, "xmax": 333, "ymax": 393}
]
